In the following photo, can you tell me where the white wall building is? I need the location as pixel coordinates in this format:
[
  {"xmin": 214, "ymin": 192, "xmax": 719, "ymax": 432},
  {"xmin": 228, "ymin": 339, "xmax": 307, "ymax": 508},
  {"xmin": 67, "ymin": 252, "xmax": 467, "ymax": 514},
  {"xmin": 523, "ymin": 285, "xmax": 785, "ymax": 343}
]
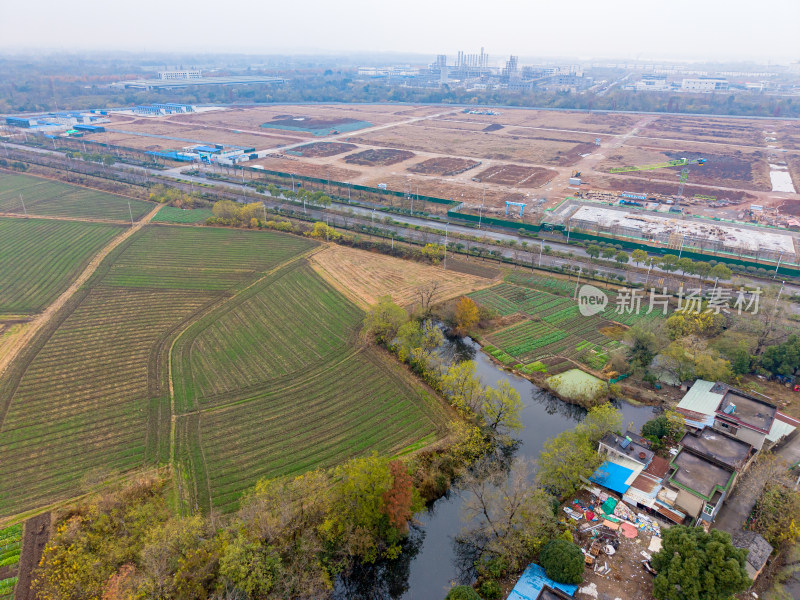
[
  {"xmin": 158, "ymin": 70, "xmax": 202, "ymax": 81},
  {"xmin": 680, "ymin": 77, "xmax": 728, "ymax": 92}
]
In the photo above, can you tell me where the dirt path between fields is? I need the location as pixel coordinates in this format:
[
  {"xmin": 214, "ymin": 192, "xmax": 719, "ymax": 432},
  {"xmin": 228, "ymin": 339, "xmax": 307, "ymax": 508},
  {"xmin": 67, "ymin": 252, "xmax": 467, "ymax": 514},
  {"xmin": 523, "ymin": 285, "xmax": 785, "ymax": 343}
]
[
  {"xmin": 0, "ymin": 211, "xmax": 130, "ymax": 225},
  {"xmin": 0, "ymin": 203, "xmax": 162, "ymax": 384},
  {"xmin": 14, "ymin": 512, "xmax": 51, "ymax": 600}
]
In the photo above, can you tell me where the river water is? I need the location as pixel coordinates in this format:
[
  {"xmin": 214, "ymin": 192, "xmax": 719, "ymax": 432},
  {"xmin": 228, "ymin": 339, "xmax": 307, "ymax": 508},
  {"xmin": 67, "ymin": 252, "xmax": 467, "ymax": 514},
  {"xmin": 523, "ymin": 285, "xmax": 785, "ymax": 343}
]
[{"xmin": 337, "ymin": 336, "xmax": 657, "ymax": 599}]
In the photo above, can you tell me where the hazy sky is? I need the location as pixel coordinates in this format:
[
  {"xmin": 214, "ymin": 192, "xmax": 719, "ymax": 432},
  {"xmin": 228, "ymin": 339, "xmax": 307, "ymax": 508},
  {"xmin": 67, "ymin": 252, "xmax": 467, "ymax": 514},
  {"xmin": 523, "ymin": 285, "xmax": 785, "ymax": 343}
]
[{"xmin": 1, "ymin": 0, "xmax": 798, "ymax": 63}]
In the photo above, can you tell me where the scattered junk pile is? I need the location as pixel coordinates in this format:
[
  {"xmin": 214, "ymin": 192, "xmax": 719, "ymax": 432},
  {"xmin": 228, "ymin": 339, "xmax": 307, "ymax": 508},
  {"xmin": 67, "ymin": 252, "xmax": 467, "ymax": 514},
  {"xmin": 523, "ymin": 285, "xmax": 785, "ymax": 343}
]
[{"xmin": 563, "ymin": 489, "xmax": 665, "ymax": 578}]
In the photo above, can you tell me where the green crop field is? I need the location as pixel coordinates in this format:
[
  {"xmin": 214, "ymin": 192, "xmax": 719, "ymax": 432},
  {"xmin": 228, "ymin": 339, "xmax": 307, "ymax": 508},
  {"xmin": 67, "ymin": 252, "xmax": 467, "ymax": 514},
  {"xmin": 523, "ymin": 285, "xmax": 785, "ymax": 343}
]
[
  {"xmin": 0, "ymin": 217, "xmax": 123, "ymax": 315},
  {"xmin": 0, "ymin": 224, "xmax": 447, "ymax": 518},
  {"xmin": 0, "ymin": 172, "xmax": 152, "ymax": 221},
  {"xmin": 0, "ymin": 226, "xmax": 317, "ymax": 517},
  {"xmin": 150, "ymin": 206, "xmax": 214, "ymax": 224},
  {"xmin": 172, "ymin": 260, "xmax": 448, "ymax": 513}
]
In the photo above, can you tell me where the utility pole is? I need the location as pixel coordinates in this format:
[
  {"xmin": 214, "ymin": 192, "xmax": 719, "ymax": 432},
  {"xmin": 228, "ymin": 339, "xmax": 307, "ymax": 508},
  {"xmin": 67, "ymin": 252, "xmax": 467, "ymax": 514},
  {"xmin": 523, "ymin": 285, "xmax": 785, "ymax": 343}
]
[
  {"xmin": 678, "ymin": 234, "xmax": 686, "ymax": 259},
  {"xmin": 775, "ymin": 251, "xmax": 783, "ymax": 277},
  {"xmin": 443, "ymin": 222, "xmax": 449, "ymax": 270},
  {"xmin": 573, "ymin": 266, "xmax": 583, "ymax": 299},
  {"xmin": 128, "ymin": 201, "xmax": 133, "ymax": 226},
  {"xmin": 19, "ymin": 194, "xmax": 28, "ymax": 217},
  {"xmin": 290, "ymin": 174, "xmax": 295, "ymax": 192},
  {"xmin": 645, "ymin": 260, "xmax": 653, "ymax": 288},
  {"xmin": 478, "ymin": 186, "xmax": 485, "ymax": 229},
  {"xmin": 539, "ymin": 239, "xmax": 543, "ymax": 268}
]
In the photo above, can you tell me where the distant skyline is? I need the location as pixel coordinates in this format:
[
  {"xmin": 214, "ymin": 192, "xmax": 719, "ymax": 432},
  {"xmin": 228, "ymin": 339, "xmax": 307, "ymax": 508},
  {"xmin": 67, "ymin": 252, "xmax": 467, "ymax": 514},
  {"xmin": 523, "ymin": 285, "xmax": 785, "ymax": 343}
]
[{"xmin": 1, "ymin": 0, "xmax": 798, "ymax": 64}]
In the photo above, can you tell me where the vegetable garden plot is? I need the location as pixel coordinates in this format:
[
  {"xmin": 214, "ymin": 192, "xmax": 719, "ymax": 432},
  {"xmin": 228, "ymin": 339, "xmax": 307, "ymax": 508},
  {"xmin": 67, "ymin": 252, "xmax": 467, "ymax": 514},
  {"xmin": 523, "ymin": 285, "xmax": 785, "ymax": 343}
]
[
  {"xmin": 0, "ymin": 218, "xmax": 122, "ymax": 314},
  {"xmin": 0, "ymin": 173, "xmax": 151, "ymax": 221},
  {"xmin": 471, "ymin": 282, "xmax": 623, "ymax": 366}
]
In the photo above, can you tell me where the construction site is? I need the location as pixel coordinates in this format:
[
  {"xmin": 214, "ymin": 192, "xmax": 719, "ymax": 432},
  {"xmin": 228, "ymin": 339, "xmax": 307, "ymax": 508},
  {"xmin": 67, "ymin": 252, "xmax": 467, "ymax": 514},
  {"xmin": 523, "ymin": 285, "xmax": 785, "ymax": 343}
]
[{"xmin": 5, "ymin": 102, "xmax": 800, "ymax": 265}]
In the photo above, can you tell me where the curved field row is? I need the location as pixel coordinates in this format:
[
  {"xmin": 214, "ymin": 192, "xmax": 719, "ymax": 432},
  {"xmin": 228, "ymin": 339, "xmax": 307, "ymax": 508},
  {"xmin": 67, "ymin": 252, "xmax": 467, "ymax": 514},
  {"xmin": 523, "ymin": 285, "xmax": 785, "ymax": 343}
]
[
  {"xmin": 0, "ymin": 218, "xmax": 123, "ymax": 314},
  {"xmin": 174, "ymin": 261, "xmax": 363, "ymax": 408},
  {"xmin": 173, "ymin": 259, "xmax": 451, "ymax": 513},
  {"xmin": 0, "ymin": 172, "xmax": 152, "ymax": 221},
  {"xmin": 0, "ymin": 225, "xmax": 318, "ymax": 518},
  {"xmin": 181, "ymin": 352, "xmax": 445, "ymax": 513}
]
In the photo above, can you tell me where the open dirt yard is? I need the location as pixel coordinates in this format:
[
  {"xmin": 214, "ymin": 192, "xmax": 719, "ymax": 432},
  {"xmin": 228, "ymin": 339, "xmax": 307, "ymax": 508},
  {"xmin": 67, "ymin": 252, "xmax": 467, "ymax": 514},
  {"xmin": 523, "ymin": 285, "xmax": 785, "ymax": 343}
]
[
  {"xmin": 292, "ymin": 141, "xmax": 358, "ymax": 157},
  {"xmin": 85, "ymin": 123, "xmax": 301, "ymax": 152},
  {"xmin": 474, "ymin": 164, "xmax": 558, "ymax": 187},
  {"xmin": 356, "ymin": 172, "xmax": 535, "ymax": 211},
  {"xmin": 344, "ymin": 148, "xmax": 416, "ymax": 166},
  {"xmin": 349, "ymin": 124, "xmax": 585, "ymax": 165},
  {"xmin": 590, "ymin": 175, "xmax": 757, "ymax": 202},
  {"xmin": 639, "ymin": 115, "xmax": 786, "ymax": 146},
  {"xmin": 407, "ymin": 156, "xmax": 482, "ymax": 176},
  {"xmin": 247, "ymin": 156, "xmax": 362, "ymax": 181},
  {"xmin": 308, "ymin": 244, "xmax": 495, "ymax": 308},
  {"xmin": 161, "ymin": 104, "xmax": 441, "ymax": 133},
  {"xmin": 599, "ymin": 141, "xmax": 771, "ymax": 191},
  {"xmin": 448, "ymin": 108, "xmax": 641, "ymax": 134}
]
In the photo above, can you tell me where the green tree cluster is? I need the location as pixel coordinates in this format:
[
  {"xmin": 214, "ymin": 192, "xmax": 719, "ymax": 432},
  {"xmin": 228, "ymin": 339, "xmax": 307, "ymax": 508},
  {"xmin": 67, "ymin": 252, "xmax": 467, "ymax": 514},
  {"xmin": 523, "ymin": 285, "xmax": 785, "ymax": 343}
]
[
  {"xmin": 34, "ymin": 456, "xmax": 422, "ymax": 600},
  {"xmin": 651, "ymin": 526, "xmax": 750, "ymax": 600},
  {"xmin": 537, "ymin": 404, "xmax": 622, "ymax": 498},
  {"xmin": 539, "ymin": 538, "xmax": 585, "ymax": 585}
]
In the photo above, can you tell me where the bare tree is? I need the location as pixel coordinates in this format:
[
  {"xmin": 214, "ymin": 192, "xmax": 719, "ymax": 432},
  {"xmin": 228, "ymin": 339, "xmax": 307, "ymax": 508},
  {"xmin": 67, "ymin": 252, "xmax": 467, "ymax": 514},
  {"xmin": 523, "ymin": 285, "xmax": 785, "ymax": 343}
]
[{"xmin": 417, "ymin": 281, "xmax": 442, "ymax": 317}]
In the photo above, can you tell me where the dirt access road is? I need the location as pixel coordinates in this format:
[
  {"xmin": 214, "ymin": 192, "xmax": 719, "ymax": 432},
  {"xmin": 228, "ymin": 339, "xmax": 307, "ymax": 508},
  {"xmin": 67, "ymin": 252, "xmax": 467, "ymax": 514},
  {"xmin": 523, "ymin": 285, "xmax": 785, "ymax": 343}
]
[{"xmin": 0, "ymin": 203, "xmax": 162, "ymax": 392}]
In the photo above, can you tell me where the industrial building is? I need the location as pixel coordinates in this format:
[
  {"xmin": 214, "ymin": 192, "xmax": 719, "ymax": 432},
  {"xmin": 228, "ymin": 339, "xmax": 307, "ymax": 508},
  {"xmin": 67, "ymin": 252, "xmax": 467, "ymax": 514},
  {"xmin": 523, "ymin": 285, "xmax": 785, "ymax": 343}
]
[
  {"xmin": 680, "ymin": 77, "xmax": 729, "ymax": 92},
  {"xmin": 4, "ymin": 111, "xmax": 108, "ymax": 130},
  {"xmin": 113, "ymin": 75, "xmax": 286, "ymax": 90},
  {"xmin": 158, "ymin": 70, "xmax": 202, "ymax": 80}
]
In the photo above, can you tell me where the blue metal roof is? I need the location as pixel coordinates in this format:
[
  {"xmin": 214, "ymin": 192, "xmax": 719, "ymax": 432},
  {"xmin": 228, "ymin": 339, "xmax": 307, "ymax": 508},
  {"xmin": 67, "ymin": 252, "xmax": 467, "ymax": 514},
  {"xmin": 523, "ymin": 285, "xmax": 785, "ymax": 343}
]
[
  {"xmin": 589, "ymin": 460, "xmax": 634, "ymax": 495},
  {"xmin": 507, "ymin": 563, "xmax": 577, "ymax": 600}
]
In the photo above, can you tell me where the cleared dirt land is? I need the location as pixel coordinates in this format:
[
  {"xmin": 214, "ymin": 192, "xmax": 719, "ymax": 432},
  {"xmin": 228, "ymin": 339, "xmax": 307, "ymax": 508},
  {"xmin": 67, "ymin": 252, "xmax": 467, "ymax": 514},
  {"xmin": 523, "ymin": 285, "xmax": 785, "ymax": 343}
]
[
  {"xmin": 349, "ymin": 124, "xmax": 587, "ymax": 165},
  {"xmin": 599, "ymin": 142, "xmax": 771, "ymax": 191},
  {"xmin": 293, "ymin": 141, "xmax": 358, "ymax": 157},
  {"xmin": 473, "ymin": 164, "xmax": 557, "ymax": 187},
  {"xmin": 407, "ymin": 156, "xmax": 482, "ymax": 176},
  {"xmin": 344, "ymin": 148, "xmax": 416, "ymax": 166},
  {"xmin": 308, "ymin": 244, "xmax": 495, "ymax": 308}
]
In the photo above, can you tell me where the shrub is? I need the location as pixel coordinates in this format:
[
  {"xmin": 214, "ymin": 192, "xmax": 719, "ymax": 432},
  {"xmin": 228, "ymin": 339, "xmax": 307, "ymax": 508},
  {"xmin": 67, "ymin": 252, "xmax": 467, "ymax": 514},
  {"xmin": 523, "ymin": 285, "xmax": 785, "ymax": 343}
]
[
  {"xmin": 479, "ymin": 579, "xmax": 502, "ymax": 599},
  {"xmin": 445, "ymin": 585, "xmax": 482, "ymax": 600},
  {"xmin": 539, "ymin": 539, "xmax": 584, "ymax": 585}
]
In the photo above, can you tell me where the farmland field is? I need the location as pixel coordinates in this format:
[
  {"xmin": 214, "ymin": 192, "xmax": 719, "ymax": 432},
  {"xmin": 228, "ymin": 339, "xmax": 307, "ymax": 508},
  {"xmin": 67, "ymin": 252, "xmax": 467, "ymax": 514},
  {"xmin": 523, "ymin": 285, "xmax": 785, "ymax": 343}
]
[
  {"xmin": 0, "ymin": 224, "xmax": 449, "ymax": 519},
  {"xmin": 469, "ymin": 275, "xmax": 657, "ymax": 369},
  {"xmin": 0, "ymin": 218, "xmax": 123, "ymax": 315},
  {"xmin": 173, "ymin": 260, "xmax": 448, "ymax": 512},
  {"xmin": 150, "ymin": 206, "xmax": 213, "ymax": 224},
  {"xmin": 0, "ymin": 226, "xmax": 316, "ymax": 517},
  {"xmin": 308, "ymin": 244, "xmax": 494, "ymax": 308},
  {"xmin": 0, "ymin": 173, "xmax": 152, "ymax": 221}
]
